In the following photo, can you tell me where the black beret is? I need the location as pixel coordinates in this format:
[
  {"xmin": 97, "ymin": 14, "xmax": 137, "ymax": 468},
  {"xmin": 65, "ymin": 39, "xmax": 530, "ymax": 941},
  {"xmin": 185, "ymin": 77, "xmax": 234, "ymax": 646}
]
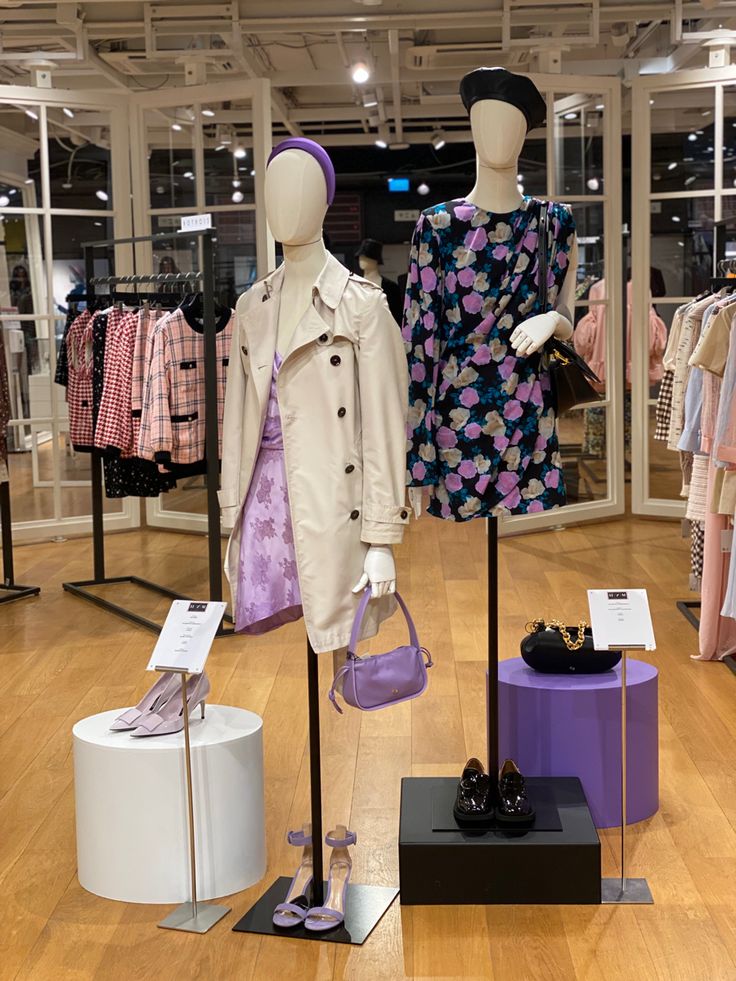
[
  {"xmin": 355, "ymin": 238, "xmax": 383, "ymax": 264},
  {"xmin": 460, "ymin": 67, "xmax": 546, "ymax": 132}
]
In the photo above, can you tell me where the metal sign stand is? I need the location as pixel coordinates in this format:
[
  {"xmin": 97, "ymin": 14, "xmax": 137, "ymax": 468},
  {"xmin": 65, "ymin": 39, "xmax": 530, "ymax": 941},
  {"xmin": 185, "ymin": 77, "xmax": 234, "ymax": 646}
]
[
  {"xmin": 156, "ymin": 669, "xmax": 230, "ymax": 933},
  {"xmin": 601, "ymin": 646, "xmax": 654, "ymax": 905}
]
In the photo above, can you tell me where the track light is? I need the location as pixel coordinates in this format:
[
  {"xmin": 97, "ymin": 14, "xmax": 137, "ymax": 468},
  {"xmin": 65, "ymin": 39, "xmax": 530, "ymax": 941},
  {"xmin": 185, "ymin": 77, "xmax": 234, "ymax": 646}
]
[
  {"xmin": 351, "ymin": 61, "xmax": 370, "ymax": 84},
  {"xmin": 431, "ymin": 130, "xmax": 446, "ymax": 151},
  {"xmin": 362, "ymin": 92, "xmax": 378, "ymax": 108},
  {"xmin": 375, "ymin": 123, "xmax": 390, "ymax": 149}
]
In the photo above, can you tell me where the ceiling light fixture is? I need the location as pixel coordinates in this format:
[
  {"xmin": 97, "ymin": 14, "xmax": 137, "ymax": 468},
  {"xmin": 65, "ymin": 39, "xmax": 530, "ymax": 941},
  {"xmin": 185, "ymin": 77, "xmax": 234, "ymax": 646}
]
[
  {"xmin": 25, "ymin": 178, "xmax": 34, "ymax": 184},
  {"xmin": 63, "ymin": 107, "xmax": 75, "ymax": 119},
  {"xmin": 564, "ymin": 111, "xmax": 578, "ymax": 120},
  {"xmin": 25, "ymin": 108, "xmax": 38, "ymax": 121},
  {"xmin": 362, "ymin": 92, "xmax": 378, "ymax": 108},
  {"xmin": 0, "ymin": 195, "xmax": 10, "ymax": 208},
  {"xmin": 250, "ymin": 169, "xmax": 256, "ymax": 177},
  {"xmin": 688, "ymin": 133, "xmax": 697, "ymax": 141},
  {"xmin": 375, "ymin": 123, "xmax": 390, "ymax": 149},
  {"xmin": 201, "ymin": 108, "xmax": 215, "ymax": 118},
  {"xmin": 183, "ymin": 170, "xmax": 193, "ymax": 178},
  {"xmin": 671, "ymin": 215, "xmax": 681, "ymax": 222},
  {"xmin": 351, "ymin": 61, "xmax": 371, "ymax": 84},
  {"xmin": 668, "ymin": 162, "xmax": 678, "ymax": 171},
  {"xmin": 233, "ymin": 146, "xmax": 247, "ymax": 159},
  {"xmin": 417, "ymin": 182, "xmax": 430, "ymax": 196},
  {"xmin": 586, "ymin": 177, "xmax": 600, "ymax": 191},
  {"xmin": 232, "ymin": 190, "xmax": 244, "ymax": 203},
  {"xmin": 232, "ymin": 179, "xmax": 241, "ymax": 188},
  {"xmin": 171, "ymin": 123, "xmax": 182, "ymax": 132},
  {"xmin": 595, "ymin": 103, "xmax": 604, "ymax": 110},
  {"xmin": 215, "ymin": 144, "xmax": 226, "ymax": 152},
  {"xmin": 431, "ymin": 129, "xmax": 446, "ymax": 150},
  {"xmin": 684, "ymin": 175, "xmax": 696, "ymax": 186},
  {"xmin": 95, "ymin": 189, "xmax": 109, "ymax": 202}
]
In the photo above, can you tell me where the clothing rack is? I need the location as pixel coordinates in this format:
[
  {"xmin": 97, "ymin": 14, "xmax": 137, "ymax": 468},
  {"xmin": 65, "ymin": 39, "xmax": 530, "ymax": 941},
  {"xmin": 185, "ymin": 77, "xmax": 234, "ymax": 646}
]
[
  {"xmin": 62, "ymin": 230, "xmax": 233, "ymax": 635},
  {"xmin": 0, "ymin": 481, "xmax": 41, "ymax": 605}
]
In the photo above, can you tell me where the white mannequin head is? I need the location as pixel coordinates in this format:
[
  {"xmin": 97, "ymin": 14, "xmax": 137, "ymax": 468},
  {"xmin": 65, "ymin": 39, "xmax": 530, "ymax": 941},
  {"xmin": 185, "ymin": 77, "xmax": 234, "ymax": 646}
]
[
  {"xmin": 264, "ymin": 148, "xmax": 328, "ymax": 245},
  {"xmin": 470, "ymin": 100, "xmax": 527, "ymax": 168},
  {"xmin": 358, "ymin": 255, "xmax": 379, "ymax": 275}
]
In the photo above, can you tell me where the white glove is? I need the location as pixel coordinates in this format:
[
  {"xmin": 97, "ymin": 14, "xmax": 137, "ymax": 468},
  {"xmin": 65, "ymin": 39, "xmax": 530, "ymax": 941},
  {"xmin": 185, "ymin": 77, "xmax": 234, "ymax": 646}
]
[
  {"xmin": 352, "ymin": 544, "xmax": 396, "ymax": 598},
  {"xmin": 510, "ymin": 311, "xmax": 573, "ymax": 356}
]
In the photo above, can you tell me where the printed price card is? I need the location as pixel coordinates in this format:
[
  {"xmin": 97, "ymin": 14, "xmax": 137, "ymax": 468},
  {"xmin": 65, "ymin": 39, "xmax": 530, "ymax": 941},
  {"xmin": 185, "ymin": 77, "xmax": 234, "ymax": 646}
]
[
  {"xmin": 587, "ymin": 589, "xmax": 656, "ymax": 652},
  {"xmin": 146, "ymin": 600, "xmax": 227, "ymax": 674}
]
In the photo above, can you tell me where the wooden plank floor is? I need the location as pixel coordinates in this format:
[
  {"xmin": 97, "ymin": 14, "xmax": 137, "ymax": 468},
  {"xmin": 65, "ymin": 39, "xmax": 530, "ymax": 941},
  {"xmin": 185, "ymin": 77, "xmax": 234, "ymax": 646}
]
[{"xmin": 1, "ymin": 515, "xmax": 734, "ymax": 981}]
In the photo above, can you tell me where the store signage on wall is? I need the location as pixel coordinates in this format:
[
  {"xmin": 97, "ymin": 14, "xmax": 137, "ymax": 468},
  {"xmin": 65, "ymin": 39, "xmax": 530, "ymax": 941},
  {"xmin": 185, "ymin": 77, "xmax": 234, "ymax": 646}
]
[
  {"xmin": 180, "ymin": 213, "xmax": 213, "ymax": 232},
  {"xmin": 587, "ymin": 588, "xmax": 656, "ymax": 651},
  {"xmin": 395, "ymin": 209, "xmax": 420, "ymax": 222},
  {"xmin": 146, "ymin": 600, "xmax": 227, "ymax": 674}
]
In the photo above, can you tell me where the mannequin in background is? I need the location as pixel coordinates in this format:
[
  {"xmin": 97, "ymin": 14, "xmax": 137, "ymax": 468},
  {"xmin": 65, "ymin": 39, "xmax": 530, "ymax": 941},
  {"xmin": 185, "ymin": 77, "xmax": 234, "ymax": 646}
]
[
  {"xmin": 355, "ymin": 238, "xmax": 403, "ymax": 324},
  {"xmin": 404, "ymin": 67, "xmax": 578, "ymax": 520}
]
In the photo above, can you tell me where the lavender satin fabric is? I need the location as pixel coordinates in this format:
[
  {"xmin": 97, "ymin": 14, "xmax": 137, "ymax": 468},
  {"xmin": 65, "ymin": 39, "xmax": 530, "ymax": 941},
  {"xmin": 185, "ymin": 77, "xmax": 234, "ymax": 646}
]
[
  {"xmin": 235, "ymin": 353, "xmax": 304, "ymax": 634},
  {"xmin": 267, "ymin": 137, "xmax": 336, "ymax": 205}
]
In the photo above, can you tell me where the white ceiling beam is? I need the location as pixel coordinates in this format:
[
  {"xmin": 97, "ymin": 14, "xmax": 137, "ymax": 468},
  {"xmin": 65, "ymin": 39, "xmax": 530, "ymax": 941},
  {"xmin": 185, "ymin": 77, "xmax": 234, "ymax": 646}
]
[
  {"xmin": 388, "ymin": 29, "xmax": 403, "ymax": 142},
  {"xmin": 228, "ymin": 32, "xmax": 303, "ymax": 137}
]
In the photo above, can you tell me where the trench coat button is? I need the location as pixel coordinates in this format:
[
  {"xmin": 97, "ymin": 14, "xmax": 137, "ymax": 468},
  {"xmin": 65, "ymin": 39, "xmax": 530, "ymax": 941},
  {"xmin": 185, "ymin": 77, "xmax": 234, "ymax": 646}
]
[
  {"xmin": 400, "ymin": 509, "xmax": 408, "ymax": 519},
  {"xmin": 318, "ymin": 333, "xmax": 328, "ymax": 343},
  {"xmin": 337, "ymin": 406, "xmax": 346, "ymax": 418},
  {"xmin": 330, "ymin": 354, "xmax": 341, "ymax": 366},
  {"xmin": 350, "ymin": 509, "xmax": 360, "ymax": 520},
  {"xmin": 345, "ymin": 464, "xmax": 355, "ymax": 474},
  {"xmin": 241, "ymin": 345, "xmax": 247, "ymax": 355}
]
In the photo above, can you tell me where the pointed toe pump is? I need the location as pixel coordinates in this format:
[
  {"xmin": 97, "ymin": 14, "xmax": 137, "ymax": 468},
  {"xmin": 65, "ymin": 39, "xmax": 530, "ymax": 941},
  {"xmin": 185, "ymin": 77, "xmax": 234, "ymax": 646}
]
[
  {"xmin": 130, "ymin": 672, "xmax": 210, "ymax": 737},
  {"xmin": 304, "ymin": 826, "xmax": 356, "ymax": 933},
  {"xmin": 109, "ymin": 671, "xmax": 180, "ymax": 731},
  {"xmin": 272, "ymin": 826, "xmax": 314, "ymax": 929}
]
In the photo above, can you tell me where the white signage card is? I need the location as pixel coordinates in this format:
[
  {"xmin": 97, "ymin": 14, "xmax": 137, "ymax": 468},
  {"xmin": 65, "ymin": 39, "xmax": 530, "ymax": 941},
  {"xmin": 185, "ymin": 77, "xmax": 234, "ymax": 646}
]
[
  {"xmin": 180, "ymin": 213, "xmax": 213, "ymax": 232},
  {"xmin": 587, "ymin": 589, "xmax": 656, "ymax": 652},
  {"xmin": 146, "ymin": 600, "xmax": 227, "ymax": 674}
]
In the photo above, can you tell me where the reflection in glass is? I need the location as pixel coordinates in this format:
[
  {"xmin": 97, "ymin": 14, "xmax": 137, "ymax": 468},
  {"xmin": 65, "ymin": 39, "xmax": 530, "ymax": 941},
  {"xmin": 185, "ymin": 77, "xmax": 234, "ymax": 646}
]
[
  {"xmin": 48, "ymin": 134, "xmax": 113, "ymax": 210},
  {"xmin": 553, "ymin": 96, "xmax": 604, "ymax": 197},
  {"xmin": 204, "ymin": 148, "xmax": 255, "ymax": 207},
  {"xmin": 557, "ymin": 407, "xmax": 612, "ymax": 504},
  {"xmin": 650, "ymin": 197, "xmax": 714, "ymax": 296},
  {"xmin": 650, "ymin": 88, "xmax": 714, "ymax": 192}
]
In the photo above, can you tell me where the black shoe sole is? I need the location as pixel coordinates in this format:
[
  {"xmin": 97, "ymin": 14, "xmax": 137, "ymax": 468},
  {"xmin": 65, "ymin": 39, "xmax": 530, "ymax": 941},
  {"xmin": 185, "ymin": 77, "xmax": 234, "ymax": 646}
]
[
  {"xmin": 494, "ymin": 808, "xmax": 536, "ymax": 827},
  {"xmin": 453, "ymin": 804, "xmax": 495, "ymax": 827}
]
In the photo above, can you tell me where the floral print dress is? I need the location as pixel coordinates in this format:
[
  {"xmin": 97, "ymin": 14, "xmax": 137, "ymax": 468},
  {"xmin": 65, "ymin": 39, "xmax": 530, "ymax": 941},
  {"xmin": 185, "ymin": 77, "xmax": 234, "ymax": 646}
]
[
  {"xmin": 235, "ymin": 352, "xmax": 304, "ymax": 634},
  {"xmin": 403, "ymin": 196, "xmax": 576, "ymax": 520}
]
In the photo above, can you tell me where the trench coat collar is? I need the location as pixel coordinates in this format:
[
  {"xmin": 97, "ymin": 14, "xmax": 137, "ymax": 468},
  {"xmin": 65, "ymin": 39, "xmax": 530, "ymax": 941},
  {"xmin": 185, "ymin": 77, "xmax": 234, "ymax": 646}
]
[{"xmin": 312, "ymin": 252, "xmax": 351, "ymax": 310}]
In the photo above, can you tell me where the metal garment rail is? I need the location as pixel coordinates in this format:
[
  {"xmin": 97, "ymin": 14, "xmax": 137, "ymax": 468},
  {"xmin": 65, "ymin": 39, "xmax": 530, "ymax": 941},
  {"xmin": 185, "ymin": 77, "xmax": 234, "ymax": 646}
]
[
  {"xmin": 0, "ymin": 481, "xmax": 41, "ymax": 606},
  {"xmin": 62, "ymin": 229, "xmax": 233, "ymax": 635}
]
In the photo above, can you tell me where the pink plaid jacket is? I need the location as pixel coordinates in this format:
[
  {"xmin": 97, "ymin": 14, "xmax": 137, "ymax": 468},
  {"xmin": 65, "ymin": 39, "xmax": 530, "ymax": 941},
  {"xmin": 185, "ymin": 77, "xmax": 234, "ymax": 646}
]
[
  {"xmin": 66, "ymin": 310, "xmax": 94, "ymax": 451},
  {"xmin": 138, "ymin": 307, "xmax": 233, "ymax": 465},
  {"xmin": 95, "ymin": 309, "xmax": 139, "ymax": 455},
  {"xmin": 131, "ymin": 306, "xmax": 162, "ymax": 450}
]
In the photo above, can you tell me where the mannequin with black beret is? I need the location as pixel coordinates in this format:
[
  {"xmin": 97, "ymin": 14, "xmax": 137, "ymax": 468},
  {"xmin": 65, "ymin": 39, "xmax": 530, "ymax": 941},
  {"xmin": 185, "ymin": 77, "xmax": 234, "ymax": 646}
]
[
  {"xmin": 355, "ymin": 238, "xmax": 403, "ymax": 324},
  {"xmin": 404, "ymin": 67, "xmax": 578, "ymax": 520}
]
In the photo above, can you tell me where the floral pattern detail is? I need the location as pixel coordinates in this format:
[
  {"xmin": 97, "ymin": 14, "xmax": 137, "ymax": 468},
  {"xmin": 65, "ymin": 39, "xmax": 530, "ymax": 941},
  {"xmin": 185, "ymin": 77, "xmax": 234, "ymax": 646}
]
[
  {"xmin": 236, "ymin": 353, "xmax": 304, "ymax": 634},
  {"xmin": 402, "ymin": 196, "xmax": 575, "ymax": 520}
]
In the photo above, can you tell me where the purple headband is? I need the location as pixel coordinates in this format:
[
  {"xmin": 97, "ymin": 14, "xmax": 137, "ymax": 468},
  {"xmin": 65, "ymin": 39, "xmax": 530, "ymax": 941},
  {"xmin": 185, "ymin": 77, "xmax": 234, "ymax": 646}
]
[{"xmin": 267, "ymin": 138, "xmax": 336, "ymax": 206}]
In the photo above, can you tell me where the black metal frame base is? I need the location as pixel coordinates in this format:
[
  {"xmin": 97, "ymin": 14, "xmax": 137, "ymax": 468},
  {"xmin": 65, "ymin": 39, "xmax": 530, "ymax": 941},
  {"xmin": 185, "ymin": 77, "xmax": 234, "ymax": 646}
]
[
  {"xmin": 62, "ymin": 575, "xmax": 235, "ymax": 635},
  {"xmin": 676, "ymin": 600, "xmax": 700, "ymax": 630},
  {"xmin": 232, "ymin": 876, "xmax": 398, "ymax": 945},
  {"xmin": 0, "ymin": 581, "xmax": 40, "ymax": 605}
]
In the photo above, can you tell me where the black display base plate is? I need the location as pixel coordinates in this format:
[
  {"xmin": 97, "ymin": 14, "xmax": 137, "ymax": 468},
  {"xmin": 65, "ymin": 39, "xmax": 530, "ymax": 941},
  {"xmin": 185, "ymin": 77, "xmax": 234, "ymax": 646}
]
[
  {"xmin": 431, "ymin": 778, "xmax": 562, "ymax": 832},
  {"xmin": 400, "ymin": 776, "xmax": 601, "ymax": 905},
  {"xmin": 232, "ymin": 876, "xmax": 399, "ymax": 945}
]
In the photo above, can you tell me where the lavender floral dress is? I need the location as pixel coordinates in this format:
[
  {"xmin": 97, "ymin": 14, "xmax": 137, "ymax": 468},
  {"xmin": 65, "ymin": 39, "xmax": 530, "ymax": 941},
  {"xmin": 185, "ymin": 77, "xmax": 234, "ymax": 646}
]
[
  {"xmin": 235, "ymin": 353, "xmax": 303, "ymax": 634},
  {"xmin": 403, "ymin": 196, "xmax": 576, "ymax": 520}
]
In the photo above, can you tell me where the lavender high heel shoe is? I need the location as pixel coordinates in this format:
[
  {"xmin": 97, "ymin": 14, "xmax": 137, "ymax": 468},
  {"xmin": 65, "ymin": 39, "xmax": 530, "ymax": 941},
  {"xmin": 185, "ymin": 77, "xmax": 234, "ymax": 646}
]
[
  {"xmin": 304, "ymin": 826, "xmax": 356, "ymax": 932},
  {"xmin": 130, "ymin": 672, "xmax": 210, "ymax": 737},
  {"xmin": 272, "ymin": 826, "xmax": 313, "ymax": 929},
  {"xmin": 109, "ymin": 671, "xmax": 180, "ymax": 731}
]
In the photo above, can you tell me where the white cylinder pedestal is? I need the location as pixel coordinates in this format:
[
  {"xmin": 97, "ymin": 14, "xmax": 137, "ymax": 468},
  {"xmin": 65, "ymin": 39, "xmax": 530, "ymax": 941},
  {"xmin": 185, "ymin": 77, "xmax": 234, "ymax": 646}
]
[{"xmin": 73, "ymin": 705, "xmax": 266, "ymax": 904}]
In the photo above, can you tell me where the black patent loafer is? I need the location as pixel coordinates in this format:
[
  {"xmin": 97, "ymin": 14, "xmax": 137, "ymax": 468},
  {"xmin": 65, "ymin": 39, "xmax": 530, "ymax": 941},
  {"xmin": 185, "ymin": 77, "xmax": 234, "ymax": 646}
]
[
  {"xmin": 453, "ymin": 757, "xmax": 493, "ymax": 825},
  {"xmin": 495, "ymin": 759, "xmax": 536, "ymax": 826}
]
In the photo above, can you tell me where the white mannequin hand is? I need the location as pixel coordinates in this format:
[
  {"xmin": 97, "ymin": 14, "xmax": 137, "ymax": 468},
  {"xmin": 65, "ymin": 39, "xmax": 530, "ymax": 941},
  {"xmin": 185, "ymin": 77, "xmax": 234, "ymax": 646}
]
[
  {"xmin": 408, "ymin": 486, "xmax": 429, "ymax": 519},
  {"xmin": 352, "ymin": 544, "xmax": 396, "ymax": 598},
  {"xmin": 510, "ymin": 312, "xmax": 573, "ymax": 356}
]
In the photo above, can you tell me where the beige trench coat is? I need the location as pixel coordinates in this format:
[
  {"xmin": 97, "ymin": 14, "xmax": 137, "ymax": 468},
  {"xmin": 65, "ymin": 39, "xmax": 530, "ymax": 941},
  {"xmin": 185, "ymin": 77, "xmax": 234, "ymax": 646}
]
[{"xmin": 219, "ymin": 253, "xmax": 409, "ymax": 653}]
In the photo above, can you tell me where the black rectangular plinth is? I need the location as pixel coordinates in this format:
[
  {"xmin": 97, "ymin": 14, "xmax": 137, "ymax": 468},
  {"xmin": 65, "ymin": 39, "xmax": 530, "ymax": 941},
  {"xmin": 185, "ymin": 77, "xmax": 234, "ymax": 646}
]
[
  {"xmin": 232, "ymin": 877, "xmax": 398, "ymax": 945},
  {"xmin": 400, "ymin": 776, "xmax": 600, "ymax": 905}
]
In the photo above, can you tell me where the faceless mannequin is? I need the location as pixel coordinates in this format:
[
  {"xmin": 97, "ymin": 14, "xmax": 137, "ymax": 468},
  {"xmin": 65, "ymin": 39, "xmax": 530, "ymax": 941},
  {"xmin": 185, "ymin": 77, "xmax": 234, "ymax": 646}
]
[
  {"xmin": 409, "ymin": 99, "xmax": 578, "ymax": 515},
  {"xmin": 358, "ymin": 254, "xmax": 382, "ymax": 287},
  {"xmin": 264, "ymin": 148, "xmax": 397, "ymax": 597}
]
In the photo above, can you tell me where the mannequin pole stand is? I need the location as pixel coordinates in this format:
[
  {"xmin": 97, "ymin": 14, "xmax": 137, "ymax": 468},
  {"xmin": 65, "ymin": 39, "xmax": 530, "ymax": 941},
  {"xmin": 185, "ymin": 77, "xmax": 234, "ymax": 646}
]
[
  {"xmin": 232, "ymin": 636, "xmax": 399, "ymax": 943},
  {"xmin": 487, "ymin": 517, "xmax": 499, "ymax": 780}
]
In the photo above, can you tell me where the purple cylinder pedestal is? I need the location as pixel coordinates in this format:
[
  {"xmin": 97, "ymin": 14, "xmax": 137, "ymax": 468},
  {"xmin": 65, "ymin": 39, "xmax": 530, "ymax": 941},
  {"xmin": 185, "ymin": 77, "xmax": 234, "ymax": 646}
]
[{"xmin": 497, "ymin": 657, "xmax": 658, "ymax": 828}]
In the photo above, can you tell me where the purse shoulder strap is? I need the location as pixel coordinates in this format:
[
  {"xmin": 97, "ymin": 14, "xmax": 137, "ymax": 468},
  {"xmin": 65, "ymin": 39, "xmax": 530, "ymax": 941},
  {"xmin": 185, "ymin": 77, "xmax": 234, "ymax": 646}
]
[
  {"xmin": 348, "ymin": 587, "xmax": 419, "ymax": 655},
  {"xmin": 538, "ymin": 201, "xmax": 549, "ymax": 314}
]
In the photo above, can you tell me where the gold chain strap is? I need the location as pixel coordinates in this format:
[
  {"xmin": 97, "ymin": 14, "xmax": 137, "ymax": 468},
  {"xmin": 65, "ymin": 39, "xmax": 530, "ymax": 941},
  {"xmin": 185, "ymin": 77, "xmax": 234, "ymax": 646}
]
[{"xmin": 524, "ymin": 618, "xmax": 588, "ymax": 652}]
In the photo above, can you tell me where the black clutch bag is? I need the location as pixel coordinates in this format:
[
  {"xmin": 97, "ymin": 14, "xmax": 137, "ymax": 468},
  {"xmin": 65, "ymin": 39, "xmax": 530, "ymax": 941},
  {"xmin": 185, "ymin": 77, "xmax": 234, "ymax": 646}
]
[
  {"xmin": 520, "ymin": 619, "xmax": 622, "ymax": 674},
  {"xmin": 538, "ymin": 206, "xmax": 603, "ymax": 414}
]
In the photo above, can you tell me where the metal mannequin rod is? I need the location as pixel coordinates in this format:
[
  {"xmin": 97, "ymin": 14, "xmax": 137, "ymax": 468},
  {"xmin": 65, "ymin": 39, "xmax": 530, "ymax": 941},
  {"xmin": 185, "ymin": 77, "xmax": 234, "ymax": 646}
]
[
  {"xmin": 307, "ymin": 639, "xmax": 325, "ymax": 908},
  {"xmin": 487, "ymin": 518, "xmax": 499, "ymax": 781}
]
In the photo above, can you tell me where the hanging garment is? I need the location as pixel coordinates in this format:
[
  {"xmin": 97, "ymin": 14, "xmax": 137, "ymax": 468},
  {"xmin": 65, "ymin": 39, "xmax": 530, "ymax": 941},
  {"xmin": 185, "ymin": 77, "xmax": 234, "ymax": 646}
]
[
  {"xmin": 686, "ymin": 455, "xmax": 709, "ymax": 522},
  {"xmin": 403, "ymin": 196, "xmax": 575, "ymax": 520},
  {"xmin": 235, "ymin": 352, "xmax": 303, "ymax": 634},
  {"xmin": 0, "ymin": 328, "xmax": 10, "ymax": 482},
  {"xmin": 91, "ymin": 308, "xmax": 176, "ymax": 498},
  {"xmin": 138, "ymin": 306, "xmax": 233, "ymax": 467},
  {"xmin": 669, "ymin": 296, "xmax": 713, "ymax": 451},
  {"xmin": 690, "ymin": 519, "xmax": 704, "ymax": 592},
  {"xmin": 694, "ymin": 461, "xmax": 736, "ymax": 659},
  {"xmin": 573, "ymin": 280, "xmax": 667, "ymax": 392},
  {"xmin": 581, "ymin": 392, "xmax": 631, "ymax": 458},
  {"xmin": 221, "ymin": 254, "xmax": 409, "ymax": 654},
  {"xmin": 381, "ymin": 276, "xmax": 404, "ymax": 324},
  {"xmin": 95, "ymin": 309, "xmax": 139, "ymax": 456},
  {"xmin": 66, "ymin": 311, "xmax": 95, "ymax": 452},
  {"xmin": 131, "ymin": 306, "xmax": 161, "ymax": 450},
  {"xmin": 55, "ymin": 307, "xmax": 78, "ymax": 388}
]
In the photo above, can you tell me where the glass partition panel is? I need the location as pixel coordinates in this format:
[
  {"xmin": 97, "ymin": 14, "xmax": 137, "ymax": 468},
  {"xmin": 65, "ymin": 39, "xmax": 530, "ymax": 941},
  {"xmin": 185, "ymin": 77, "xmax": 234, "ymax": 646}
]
[
  {"xmin": 554, "ymin": 95, "xmax": 605, "ymax": 198},
  {"xmin": 650, "ymin": 87, "xmax": 715, "ymax": 192}
]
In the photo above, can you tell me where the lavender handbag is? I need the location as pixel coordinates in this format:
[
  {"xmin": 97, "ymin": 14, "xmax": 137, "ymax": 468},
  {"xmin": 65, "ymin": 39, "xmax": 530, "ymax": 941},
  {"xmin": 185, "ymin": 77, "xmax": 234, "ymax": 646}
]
[{"xmin": 328, "ymin": 588, "xmax": 433, "ymax": 714}]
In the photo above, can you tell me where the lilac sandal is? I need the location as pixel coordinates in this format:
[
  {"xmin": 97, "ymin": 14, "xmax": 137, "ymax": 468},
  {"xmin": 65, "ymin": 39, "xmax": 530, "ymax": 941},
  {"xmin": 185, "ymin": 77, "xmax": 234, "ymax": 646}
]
[
  {"xmin": 272, "ymin": 826, "xmax": 314, "ymax": 929},
  {"xmin": 304, "ymin": 826, "xmax": 356, "ymax": 932}
]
